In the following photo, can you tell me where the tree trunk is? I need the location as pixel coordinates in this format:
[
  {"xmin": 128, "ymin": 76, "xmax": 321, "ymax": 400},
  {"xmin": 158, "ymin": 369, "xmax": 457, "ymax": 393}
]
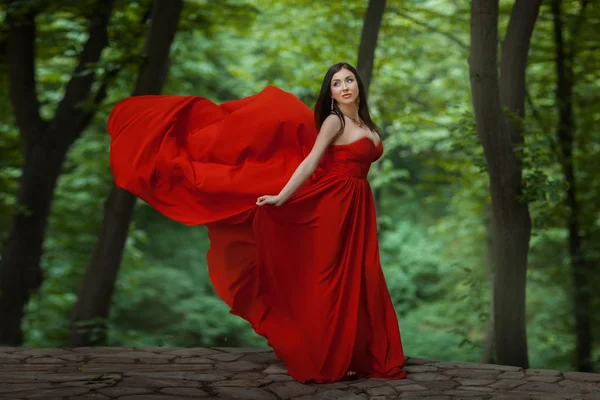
[
  {"xmin": 68, "ymin": 188, "xmax": 137, "ymax": 345},
  {"xmin": 0, "ymin": 0, "xmax": 115, "ymax": 345},
  {"xmin": 551, "ymin": 0, "xmax": 592, "ymax": 373},
  {"xmin": 499, "ymin": 0, "xmax": 542, "ymax": 151},
  {"xmin": 356, "ymin": 0, "xmax": 386, "ymax": 94},
  {"xmin": 469, "ymin": 0, "xmax": 540, "ymax": 368},
  {"xmin": 356, "ymin": 0, "xmax": 386, "ymax": 214},
  {"xmin": 0, "ymin": 142, "xmax": 66, "ymax": 345},
  {"xmin": 69, "ymin": 0, "xmax": 184, "ymax": 347},
  {"xmin": 495, "ymin": 0, "xmax": 541, "ymax": 369}
]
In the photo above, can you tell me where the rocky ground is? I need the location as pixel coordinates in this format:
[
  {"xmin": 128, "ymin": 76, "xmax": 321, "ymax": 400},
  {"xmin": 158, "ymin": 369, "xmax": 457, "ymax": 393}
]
[{"xmin": 1, "ymin": 347, "xmax": 599, "ymax": 399}]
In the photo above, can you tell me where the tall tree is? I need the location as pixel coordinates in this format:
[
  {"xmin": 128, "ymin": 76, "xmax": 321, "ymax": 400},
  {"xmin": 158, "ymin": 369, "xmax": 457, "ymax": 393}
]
[
  {"xmin": 469, "ymin": 0, "xmax": 541, "ymax": 367},
  {"xmin": 551, "ymin": 0, "xmax": 593, "ymax": 372},
  {"xmin": 0, "ymin": 0, "xmax": 116, "ymax": 345},
  {"xmin": 69, "ymin": 0, "xmax": 184, "ymax": 347}
]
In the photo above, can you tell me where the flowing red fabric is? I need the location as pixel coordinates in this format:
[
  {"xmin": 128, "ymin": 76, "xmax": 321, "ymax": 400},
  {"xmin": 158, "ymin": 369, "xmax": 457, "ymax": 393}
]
[{"xmin": 108, "ymin": 85, "xmax": 405, "ymax": 383}]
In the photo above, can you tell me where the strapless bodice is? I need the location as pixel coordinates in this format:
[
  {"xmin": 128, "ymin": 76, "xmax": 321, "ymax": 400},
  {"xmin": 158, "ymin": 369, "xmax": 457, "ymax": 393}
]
[{"xmin": 324, "ymin": 137, "xmax": 383, "ymax": 179}]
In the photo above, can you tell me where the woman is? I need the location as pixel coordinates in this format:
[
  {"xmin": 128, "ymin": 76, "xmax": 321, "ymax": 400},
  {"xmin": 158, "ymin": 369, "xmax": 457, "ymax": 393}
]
[{"xmin": 108, "ymin": 62, "xmax": 405, "ymax": 383}]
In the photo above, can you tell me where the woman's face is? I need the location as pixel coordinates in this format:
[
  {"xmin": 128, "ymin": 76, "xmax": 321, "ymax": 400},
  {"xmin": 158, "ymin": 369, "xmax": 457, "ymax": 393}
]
[{"xmin": 330, "ymin": 68, "xmax": 359, "ymax": 106}]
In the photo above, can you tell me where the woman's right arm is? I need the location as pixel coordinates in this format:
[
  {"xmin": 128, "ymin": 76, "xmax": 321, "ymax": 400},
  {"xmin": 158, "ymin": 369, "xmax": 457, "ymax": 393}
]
[{"xmin": 256, "ymin": 115, "xmax": 342, "ymax": 207}]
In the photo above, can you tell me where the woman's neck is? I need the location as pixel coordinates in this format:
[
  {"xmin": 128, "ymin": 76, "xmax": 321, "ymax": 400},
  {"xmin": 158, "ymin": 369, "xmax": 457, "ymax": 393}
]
[{"xmin": 337, "ymin": 103, "xmax": 359, "ymax": 120}]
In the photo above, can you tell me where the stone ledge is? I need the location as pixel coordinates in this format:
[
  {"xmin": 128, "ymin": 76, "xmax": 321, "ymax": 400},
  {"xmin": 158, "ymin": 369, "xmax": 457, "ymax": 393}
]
[{"xmin": 0, "ymin": 347, "xmax": 598, "ymax": 399}]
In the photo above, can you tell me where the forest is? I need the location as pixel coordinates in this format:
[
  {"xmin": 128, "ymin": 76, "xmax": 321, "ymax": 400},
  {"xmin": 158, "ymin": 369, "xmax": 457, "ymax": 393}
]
[{"xmin": 0, "ymin": 0, "xmax": 598, "ymax": 375}]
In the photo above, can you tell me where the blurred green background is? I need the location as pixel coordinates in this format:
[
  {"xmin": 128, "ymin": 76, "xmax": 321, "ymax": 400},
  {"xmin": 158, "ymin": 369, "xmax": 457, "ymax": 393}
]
[{"xmin": 1, "ymin": 0, "xmax": 599, "ymax": 373}]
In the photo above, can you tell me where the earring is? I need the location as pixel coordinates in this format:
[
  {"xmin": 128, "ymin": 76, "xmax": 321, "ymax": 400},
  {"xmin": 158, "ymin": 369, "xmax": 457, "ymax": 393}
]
[{"xmin": 331, "ymin": 97, "xmax": 334, "ymax": 111}]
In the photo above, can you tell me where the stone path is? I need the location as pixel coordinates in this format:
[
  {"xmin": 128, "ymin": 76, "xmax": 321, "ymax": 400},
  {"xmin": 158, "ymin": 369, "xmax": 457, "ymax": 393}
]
[{"xmin": 0, "ymin": 347, "xmax": 599, "ymax": 399}]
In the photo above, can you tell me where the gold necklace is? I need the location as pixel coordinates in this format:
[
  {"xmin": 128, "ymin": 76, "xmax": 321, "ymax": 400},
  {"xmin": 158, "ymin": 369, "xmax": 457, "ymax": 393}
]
[{"xmin": 345, "ymin": 115, "xmax": 364, "ymax": 128}]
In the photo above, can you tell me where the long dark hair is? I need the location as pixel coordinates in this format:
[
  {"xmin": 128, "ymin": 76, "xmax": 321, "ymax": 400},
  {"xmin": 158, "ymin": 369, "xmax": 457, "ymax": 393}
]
[{"xmin": 313, "ymin": 62, "xmax": 379, "ymax": 135}]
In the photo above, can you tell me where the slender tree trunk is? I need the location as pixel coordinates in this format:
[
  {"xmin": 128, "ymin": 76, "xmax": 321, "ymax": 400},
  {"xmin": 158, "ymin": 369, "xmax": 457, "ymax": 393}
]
[
  {"xmin": 496, "ymin": 0, "xmax": 541, "ymax": 369},
  {"xmin": 69, "ymin": 0, "xmax": 184, "ymax": 347},
  {"xmin": 469, "ymin": 0, "xmax": 540, "ymax": 368},
  {"xmin": 499, "ymin": 1, "xmax": 541, "ymax": 150},
  {"xmin": 357, "ymin": 0, "xmax": 386, "ymax": 94},
  {"xmin": 69, "ymin": 189, "xmax": 136, "ymax": 345},
  {"xmin": 0, "ymin": 0, "xmax": 115, "ymax": 345},
  {"xmin": 356, "ymin": 0, "xmax": 386, "ymax": 213},
  {"xmin": 551, "ymin": 0, "xmax": 592, "ymax": 373},
  {"xmin": 0, "ymin": 141, "xmax": 66, "ymax": 345}
]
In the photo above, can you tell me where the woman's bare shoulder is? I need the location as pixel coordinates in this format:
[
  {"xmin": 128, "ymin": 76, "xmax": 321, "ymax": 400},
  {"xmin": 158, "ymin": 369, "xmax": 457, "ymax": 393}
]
[{"xmin": 322, "ymin": 114, "xmax": 342, "ymax": 130}]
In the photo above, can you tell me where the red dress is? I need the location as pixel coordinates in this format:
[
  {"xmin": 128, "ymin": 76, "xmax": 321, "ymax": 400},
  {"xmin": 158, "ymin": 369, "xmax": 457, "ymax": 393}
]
[{"xmin": 108, "ymin": 85, "xmax": 406, "ymax": 383}]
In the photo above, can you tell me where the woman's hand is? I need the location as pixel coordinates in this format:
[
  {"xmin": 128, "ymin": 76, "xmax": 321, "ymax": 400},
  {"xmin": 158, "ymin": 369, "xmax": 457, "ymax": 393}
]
[{"xmin": 256, "ymin": 195, "xmax": 283, "ymax": 207}]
